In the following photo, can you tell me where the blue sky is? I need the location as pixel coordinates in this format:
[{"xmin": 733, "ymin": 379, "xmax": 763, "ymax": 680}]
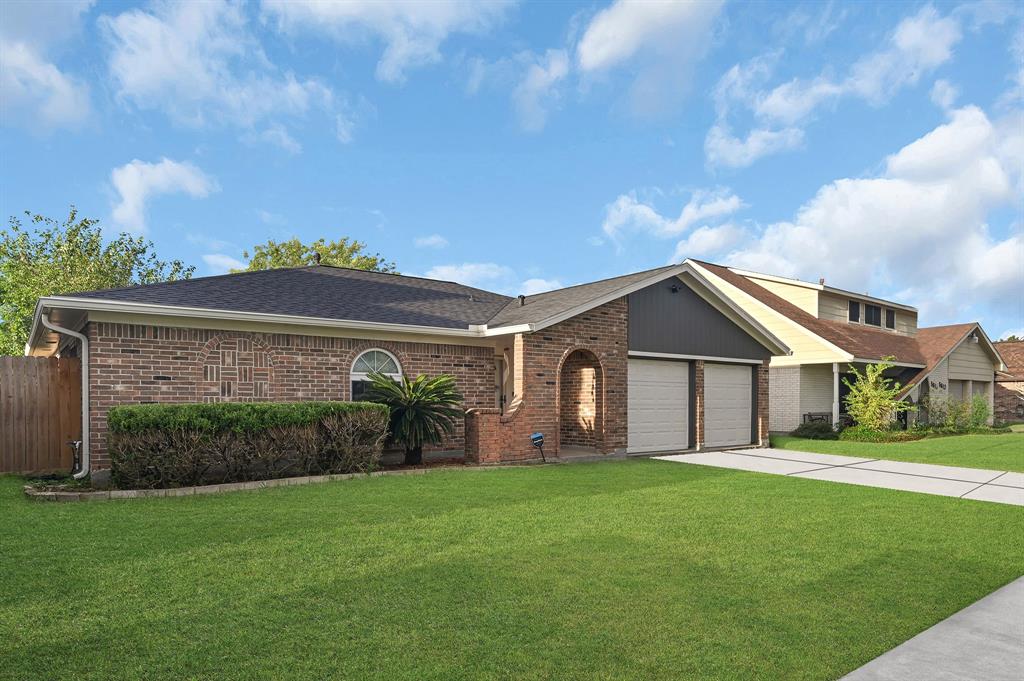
[{"xmin": 1, "ymin": 0, "xmax": 1022, "ymax": 338}]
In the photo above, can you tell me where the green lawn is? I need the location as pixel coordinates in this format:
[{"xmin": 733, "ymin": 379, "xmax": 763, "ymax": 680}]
[
  {"xmin": 772, "ymin": 427, "xmax": 1024, "ymax": 472},
  {"xmin": 2, "ymin": 461, "xmax": 1022, "ymax": 680}
]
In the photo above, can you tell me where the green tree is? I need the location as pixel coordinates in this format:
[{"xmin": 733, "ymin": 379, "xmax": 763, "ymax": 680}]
[
  {"xmin": 234, "ymin": 237, "xmax": 397, "ymax": 272},
  {"xmin": 1000, "ymin": 334, "xmax": 1021, "ymax": 342},
  {"xmin": 0, "ymin": 207, "xmax": 194, "ymax": 356},
  {"xmin": 841, "ymin": 357, "xmax": 914, "ymax": 430},
  {"xmin": 363, "ymin": 372, "xmax": 464, "ymax": 465}
]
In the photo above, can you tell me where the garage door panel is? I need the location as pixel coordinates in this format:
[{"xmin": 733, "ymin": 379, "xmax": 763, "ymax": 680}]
[
  {"xmin": 705, "ymin": 363, "xmax": 752, "ymax": 448},
  {"xmin": 628, "ymin": 359, "xmax": 688, "ymax": 453}
]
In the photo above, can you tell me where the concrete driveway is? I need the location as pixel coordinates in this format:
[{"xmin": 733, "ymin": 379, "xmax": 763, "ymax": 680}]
[{"xmin": 655, "ymin": 448, "xmax": 1024, "ymax": 506}]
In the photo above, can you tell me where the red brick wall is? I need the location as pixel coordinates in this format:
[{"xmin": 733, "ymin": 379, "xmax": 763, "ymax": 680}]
[
  {"xmin": 995, "ymin": 382, "xmax": 1024, "ymax": 422},
  {"xmin": 87, "ymin": 322, "xmax": 496, "ymax": 469},
  {"xmin": 466, "ymin": 298, "xmax": 628, "ymax": 462},
  {"xmin": 559, "ymin": 350, "xmax": 601, "ymax": 449},
  {"xmin": 693, "ymin": 360, "xmax": 705, "ymax": 450},
  {"xmin": 757, "ymin": 360, "xmax": 770, "ymax": 445}
]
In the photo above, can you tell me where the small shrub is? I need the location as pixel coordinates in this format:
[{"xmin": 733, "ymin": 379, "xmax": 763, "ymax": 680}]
[
  {"xmin": 109, "ymin": 402, "xmax": 390, "ymax": 489},
  {"xmin": 790, "ymin": 421, "xmax": 838, "ymax": 440},
  {"xmin": 841, "ymin": 357, "xmax": 913, "ymax": 430},
  {"xmin": 839, "ymin": 425, "xmax": 925, "ymax": 443},
  {"xmin": 968, "ymin": 394, "xmax": 990, "ymax": 428}
]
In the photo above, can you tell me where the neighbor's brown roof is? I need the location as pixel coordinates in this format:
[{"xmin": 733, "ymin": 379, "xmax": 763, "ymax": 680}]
[
  {"xmin": 695, "ymin": 261, "xmax": 926, "ymax": 364},
  {"xmin": 994, "ymin": 340, "xmax": 1024, "ymax": 381},
  {"xmin": 897, "ymin": 323, "xmax": 979, "ymax": 394}
]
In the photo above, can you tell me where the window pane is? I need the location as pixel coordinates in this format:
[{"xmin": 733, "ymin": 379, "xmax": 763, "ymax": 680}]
[
  {"xmin": 353, "ymin": 355, "xmax": 373, "ymax": 373},
  {"xmin": 352, "ymin": 380, "xmax": 369, "ymax": 401},
  {"xmin": 848, "ymin": 301, "xmax": 860, "ymax": 322},
  {"xmin": 865, "ymin": 304, "xmax": 881, "ymax": 326},
  {"xmin": 885, "ymin": 309, "xmax": 895, "ymax": 329}
]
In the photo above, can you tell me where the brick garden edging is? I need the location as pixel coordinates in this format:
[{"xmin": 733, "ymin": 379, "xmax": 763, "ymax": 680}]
[{"xmin": 23, "ymin": 466, "xmax": 505, "ymax": 502}]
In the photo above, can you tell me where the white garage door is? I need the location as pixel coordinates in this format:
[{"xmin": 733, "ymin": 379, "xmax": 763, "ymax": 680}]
[
  {"xmin": 628, "ymin": 359, "xmax": 688, "ymax": 453},
  {"xmin": 705, "ymin": 363, "xmax": 752, "ymax": 448}
]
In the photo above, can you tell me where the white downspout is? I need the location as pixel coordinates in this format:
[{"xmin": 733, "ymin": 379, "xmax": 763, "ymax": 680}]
[{"xmin": 39, "ymin": 314, "xmax": 90, "ymax": 479}]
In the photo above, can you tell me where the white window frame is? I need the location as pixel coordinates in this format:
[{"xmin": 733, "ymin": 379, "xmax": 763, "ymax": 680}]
[{"xmin": 351, "ymin": 349, "xmax": 402, "ymax": 399}]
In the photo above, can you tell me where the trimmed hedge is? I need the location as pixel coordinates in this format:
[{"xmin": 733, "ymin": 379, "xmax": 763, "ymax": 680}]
[
  {"xmin": 838, "ymin": 425, "xmax": 925, "ymax": 443},
  {"xmin": 109, "ymin": 402, "xmax": 390, "ymax": 489},
  {"xmin": 790, "ymin": 422, "xmax": 838, "ymax": 440}
]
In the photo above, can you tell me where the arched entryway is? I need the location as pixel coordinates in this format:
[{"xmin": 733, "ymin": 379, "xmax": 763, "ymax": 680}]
[{"xmin": 559, "ymin": 349, "xmax": 605, "ymax": 454}]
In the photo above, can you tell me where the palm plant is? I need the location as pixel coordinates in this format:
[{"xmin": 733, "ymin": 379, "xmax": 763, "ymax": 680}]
[{"xmin": 363, "ymin": 371, "xmax": 464, "ymax": 465}]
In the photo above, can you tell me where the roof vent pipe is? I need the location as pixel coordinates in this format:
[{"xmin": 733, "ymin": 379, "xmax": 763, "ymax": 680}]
[
  {"xmin": 518, "ymin": 295, "xmax": 526, "ymax": 307},
  {"xmin": 818, "ymin": 277, "xmax": 825, "ymax": 285},
  {"xmin": 39, "ymin": 314, "xmax": 90, "ymax": 480}
]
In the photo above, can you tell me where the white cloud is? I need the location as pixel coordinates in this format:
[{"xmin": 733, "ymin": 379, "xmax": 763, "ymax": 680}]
[
  {"xmin": 723, "ymin": 105, "xmax": 1023, "ymax": 324},
  {"xmin": 513, "ymin": 49, "xmax": 569, "ymax": 132},
  {"xmin": 0, "ymin": 0, "xmax": 93, "ymax": 131},
  {"xmin": 602, "ymin": 188, "xmax": 745, "ymax": 241},
  {"xmin": 414, "ymin": 234, "xmax": 449, "ymax": 249},
  {"xmin": 202, "ymin": 253, "xmax": 247, "ymax": 274},
  {"xmin": 422, "ymin": 262, "xmax": 563, "ymax": 296},
  {"xmin": 100, "ymin": 0, "xmax": 344, "ymax": 144},
  {"xmin": 671, "ymin": 223, "xmax": 746, "ymax": 262},
  {"xmin": 999, "ymin": 327, "xmax": 1024, "ymax": 341},
  {"xmin": 261, "ymin": 0, "xmax": 514, "ymax": 83},
  {"xmin": 424, "ymin": 262, "xmax": 514, "ymax": 288},
  {"xmin": 257, "ymin": 209, "xmax": 286, "ymax": 226},
  {"xmin": 519, "ymin": 278, "xmax": 563, "ymax": 295},
  {"xmin": 110, "ymin": 158, "xmax": 218, "ymax": 233},
  {"xmin": 576, "ymin": 0, "xmax": 724, "ymax": 115},
  {"xmin": 708, "ymin": 6, "xmax": 965, "ymax": 167},
  {"xmin": 704, "ymin": 124, "xmax": 804, "ymax": 169},
  {"xmin": 930, "ymin": 79, "xmax": 959, "ymax": 110},
  {"xmin": 246, "ymin": 124, "xmax": 302, "ymax": 154}
]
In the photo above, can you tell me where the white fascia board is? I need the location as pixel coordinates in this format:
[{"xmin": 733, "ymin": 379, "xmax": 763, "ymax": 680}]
[
  {"xmin": 850, "ymin": 357, "xmax": 927, "ymax": 368},
  {"xmin": 690, "ymin": 261, "xmax": 851, "ymax": 361},
  {"xmin": 727, "ymin": 265, "xmax": 917, "ymax": 312},
  {"xmin": 481, "ymin": 323, "xmax": 532, "ymax": 337},
  {"xmin": 629, "ymin": 350, "xmax": 764, "ymax": 364},
  {"xmin": 32, "ymin": 297, "xmax": 483, "ymax": 345},
  {"xmin": 727, "ymin": 267, "xmax": 825, "ymax": 291}
]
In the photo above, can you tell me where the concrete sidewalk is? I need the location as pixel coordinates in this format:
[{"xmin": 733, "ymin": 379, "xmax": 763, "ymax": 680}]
[
  {"xmin": 840, "ymin": 577, "xmax": 1024, "ymax": 680},
  {"xmin": 654, "ymin": 448, "xmax": 1024, "ymax": 505}
]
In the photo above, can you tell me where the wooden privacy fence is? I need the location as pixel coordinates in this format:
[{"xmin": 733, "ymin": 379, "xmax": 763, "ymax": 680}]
[{"xmin": 0, "ymin": 356, "xmax": 82, "ymax": 474}]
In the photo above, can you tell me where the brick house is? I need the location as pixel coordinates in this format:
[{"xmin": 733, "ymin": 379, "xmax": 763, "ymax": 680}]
[
  {"xmin": 25, "ymin": 261, "xmax": 790, "ymax": 476},
  {"xmin": 994, "ymin": 341, "xmax": 1024, "ymax": 422}
]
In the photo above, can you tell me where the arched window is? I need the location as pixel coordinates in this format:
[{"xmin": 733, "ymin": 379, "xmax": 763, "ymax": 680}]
[{"xmin": 351, "ymin": 349, "xmax": 402, "ymax": 401}]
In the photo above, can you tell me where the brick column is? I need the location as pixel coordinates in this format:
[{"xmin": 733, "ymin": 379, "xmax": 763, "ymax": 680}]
[
  {"xmin": 694, "ymin": 360, "xmax": 705, "ymax": 450},
  {"xmin": 757, "ymin": 360, "xmax": 770, "ymax": 446}
]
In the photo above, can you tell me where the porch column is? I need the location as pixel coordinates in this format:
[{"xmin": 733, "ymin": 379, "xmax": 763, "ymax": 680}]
[
  {"xmin": 832, "ymin": 362, "xmax": 840, "ymax": 426},
  {"xmin": 966, "ymin": 380, "xmax": 973, "ymax": 402}
]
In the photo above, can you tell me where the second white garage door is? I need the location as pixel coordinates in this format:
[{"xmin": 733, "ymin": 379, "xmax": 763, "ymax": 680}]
[
  {"xmin": 704, "ymin": 363, "xmax": 752, "ymax": 448},
  {"xmin": 627, "ymin": 358, "xmax": 689, "ymax": 453}
]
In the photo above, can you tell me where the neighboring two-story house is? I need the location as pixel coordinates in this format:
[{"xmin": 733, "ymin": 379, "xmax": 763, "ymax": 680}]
[{"xmin": 689, "ymin": 261, "xmax": 1006, "ymax": 431}]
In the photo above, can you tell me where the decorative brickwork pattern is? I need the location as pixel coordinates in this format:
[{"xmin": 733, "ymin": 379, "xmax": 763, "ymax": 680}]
[
  {"xmin": 466, "ymin": 298, "xmax": 628, "ymax": 462},
  {"xmin": 198, "ymin": 336, "xmax": 274, "ymax": 402},
  {"xmin": 87, "ymin": 322, "xmax": 496, "ymax": 469}
]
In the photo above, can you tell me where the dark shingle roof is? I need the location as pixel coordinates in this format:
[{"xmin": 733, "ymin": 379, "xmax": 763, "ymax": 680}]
[
  {"xmin": 487, "ymin": 265, "xmax": 679, "ymax": 328},
  {"xmin": 64, "ymin": 266, "xmax": 512, "ymax": 329}
]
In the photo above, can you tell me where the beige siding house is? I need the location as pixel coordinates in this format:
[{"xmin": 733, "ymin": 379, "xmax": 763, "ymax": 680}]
[{"xmin": 688, "ymin": 260, "xmax": 1005, "ymax": 431}]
